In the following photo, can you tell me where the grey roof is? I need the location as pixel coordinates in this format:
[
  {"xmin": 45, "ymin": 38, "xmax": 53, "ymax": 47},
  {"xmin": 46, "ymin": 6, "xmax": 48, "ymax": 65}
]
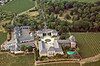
[
  {"xmin": 20, "ymin": 26, "xmax": 30, "ymax": 29},
  {"xmin": 42, "ymin": 29, "xmax": 52, "ymax": 33},
  {"xmin": 52, "ymin": 30, "xmax": 57, "ymax": 33},
  {"xmin": 54, "ymin": 40, "xmax": 59, "ymax": 48},
  {"xmin": 21, "ymin": 42, "xmax": 35, "ymax": 47},
  {"xmin": 40, "ymin": 49, "xmax": 47, "ymax": 54},
  {"xmin": 39, "ymin": 41, "xmax": 47, "ymax": 54},
  {"xmin": 55, "ymin": 48, "xmax": 63, "ymax": 52},
  {"xmin": 48, "ymin": 47, "xmax": 55, "ymax": 51},
  {"xmin": 58, "ymin": 39, "xmax": 70, "ymax": 44},
  {"xmin": 36, "ymin": 29, "xmax": 58, "ymax": 34},
  {"xmin": 14, "ymin": 26, "xmax": 34, "ymax": 42},
  {"xmin": 36, "ymin": 30, "xmax": 43, "ymax": 34},
  {"xmin": 19, "ymin": 35, "xmax": 34, "ymax": 42}
]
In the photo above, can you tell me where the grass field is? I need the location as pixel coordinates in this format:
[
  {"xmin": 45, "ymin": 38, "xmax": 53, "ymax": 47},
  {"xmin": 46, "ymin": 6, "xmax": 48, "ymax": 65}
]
[
  {"xmin": 0, "ymin": 32, "xmax": 7, "ymax": 45},
  {"xmin": 0, "ymin": 0, "xmax": 35, "ymax": 13},
  {"xmin": 0, "ymin": 53, "xmax": 34, "ymax": 66},
  {"xmin": 71, "ymin": 33, "xmax": 100, "ymax": 58}
]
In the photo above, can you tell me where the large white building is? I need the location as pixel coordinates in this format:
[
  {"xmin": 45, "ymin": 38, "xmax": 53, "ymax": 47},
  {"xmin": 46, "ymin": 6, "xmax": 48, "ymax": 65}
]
[
  {"xmin": 1, "ymin": 26, "xmax": 35, "ymax": 51},
  {"xmin": 36, "ymin": 28, "xmax": 77, "ymax": 57},
  {"xmin": 36, "ymin": 29, "xmax": 64, "ymax": 57}
]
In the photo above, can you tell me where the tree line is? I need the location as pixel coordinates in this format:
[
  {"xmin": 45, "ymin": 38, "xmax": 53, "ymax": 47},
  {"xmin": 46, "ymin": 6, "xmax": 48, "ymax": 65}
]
[{"xmin": 44, "ymin": 1, "xmax": 100, "ymax": 32}]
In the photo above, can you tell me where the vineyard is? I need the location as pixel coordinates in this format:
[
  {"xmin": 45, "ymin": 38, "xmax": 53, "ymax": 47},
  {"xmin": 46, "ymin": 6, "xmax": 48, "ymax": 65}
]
[
  {"xmin": 71, "ymin": 33, "xmax": 100, "ymax": 58},
  {"xmin": 37, "ymin": 63, "xmax": 80, "ymax": 66},
  {"xmin": 0, "ymin": 53, "xmax": 34, "ymax": 66},
  {"xmin": 0, "ymin": 0, "xmax": 35, "ymax": 13},
  {"xmin": 83, "ymin": 60, "xmax": 100, "ymax": 66},
  {"xmin": 67, "ymin": 0, "xmax": 100, "ymax": 3}
]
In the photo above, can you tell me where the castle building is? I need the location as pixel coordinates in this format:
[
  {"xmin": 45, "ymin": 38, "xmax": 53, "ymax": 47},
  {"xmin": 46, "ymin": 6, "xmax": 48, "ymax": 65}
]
[
  {"xmin": 36, "ymin": 28, "xmax": 77, "ymax": 57},
  {"xmin": 36, "ymin": 29, "xmax": 64, "ymax": 57}
]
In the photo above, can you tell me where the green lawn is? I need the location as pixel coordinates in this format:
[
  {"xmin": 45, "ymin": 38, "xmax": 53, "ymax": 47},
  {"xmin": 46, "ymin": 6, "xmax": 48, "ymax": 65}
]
[
  {"xmin": 71, "ymin": 33, "xmax": 100, "ymax": 58},
  {"xmin": 0, "ymin": 32, "xmax": 7, "ymax": 45},
  {"xmin": 0, "ymin": 0, "xmax": 35, "ymax": 13},
  {"xmin": 0, "ymin": 53, "xmax": 35, "ymax": 66}
]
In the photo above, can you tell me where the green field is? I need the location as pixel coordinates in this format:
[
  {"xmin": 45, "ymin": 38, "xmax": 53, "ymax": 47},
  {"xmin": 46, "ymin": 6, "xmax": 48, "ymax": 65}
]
[
  {"xmin": 0, "ymin": 53, "xmax": 34, "ymax": 66},
  {"xmin": 0, "ymin": 32, "xmax": 7, "ymax": 45},
  {"xmin": 0, "ymin": 0, "xmax": 35, "ymax": 13},
  {"xmin": 71, "ymin": 33, "xmax": 100, "ymax": 58}
]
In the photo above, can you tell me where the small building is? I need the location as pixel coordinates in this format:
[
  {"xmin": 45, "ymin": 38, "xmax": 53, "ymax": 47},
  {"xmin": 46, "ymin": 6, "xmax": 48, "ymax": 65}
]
[
  {"xmin": 69, "ymin": 35, "xmax": 76, "ymax": 48},
  {"xmin": 69, "ymin": 35, "xmax": 76, "ymax": 42},
  {"xmin": 71, "ymin": 42, "xmax": 76, "ymax": 48}
]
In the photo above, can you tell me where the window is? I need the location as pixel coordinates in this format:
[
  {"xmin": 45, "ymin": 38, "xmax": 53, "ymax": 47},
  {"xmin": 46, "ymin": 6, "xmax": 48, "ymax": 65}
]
[
  {"xmin": 43, "ymin": 33, "xmax": 46, "ymax": 36},
  {"xmin": 48, "ymin": 33, "xmax": 51, "ymax": 36}
]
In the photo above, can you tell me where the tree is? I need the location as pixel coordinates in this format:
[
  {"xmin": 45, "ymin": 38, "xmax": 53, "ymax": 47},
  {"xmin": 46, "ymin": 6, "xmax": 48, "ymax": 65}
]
[
  {"xmin": 27, "ymin": 46, "xmax": 33, "ymax": 52},
  {"xmin": 60, "ymin": 33, "xmax": 66, "ymax": 39},
  {"xmin": 65, "ymin": 14, "xmax": 71, "ymax": 20},
  {"xmin": 20, "ymin": 45, "xmax": 27, "ymax": 51},
  {"xmin": 14, "ymin": 14, "xmax": 30, "ymax": 26}
]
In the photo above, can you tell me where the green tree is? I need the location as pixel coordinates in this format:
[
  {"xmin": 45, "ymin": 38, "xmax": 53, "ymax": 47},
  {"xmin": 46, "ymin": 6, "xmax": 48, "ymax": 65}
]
[
  {"xmin": 27, "ymin": 46, "xmax": 33, "ymax": 52},
  {"xmin": 20, "ymin": 45, "xmax": 27, "ymax": 51}
]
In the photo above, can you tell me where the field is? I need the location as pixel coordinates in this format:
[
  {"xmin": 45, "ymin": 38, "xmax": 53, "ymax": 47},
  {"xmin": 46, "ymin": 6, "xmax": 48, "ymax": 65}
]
[
  {"xmin": 67, "ymin": 0, "xmax": 100, "ymax": 3},
  {"xmin": 0, "ymin": 32, "xmax": 7, "ymax": 45},
  {"xmin": 55, "ymin": 0, "xmax": 100, "ymax": 3},
  {"xmin": 0, "ymin": 53, "xmax": 34, "ymax": 66},
  {"xmin": 83, "ymin": 60, "xmax": 100, "ymax": 66},
  {"xmin": 0, "ymin": 0, "xmax": 35, "ymax": 13},
  {"xmin": 71, "ymin": 33, "xmax": 100, "ymax": 58},
  {"xmin": 38, "ymin": 63, "xmax": 80, "ymax": 66}
]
